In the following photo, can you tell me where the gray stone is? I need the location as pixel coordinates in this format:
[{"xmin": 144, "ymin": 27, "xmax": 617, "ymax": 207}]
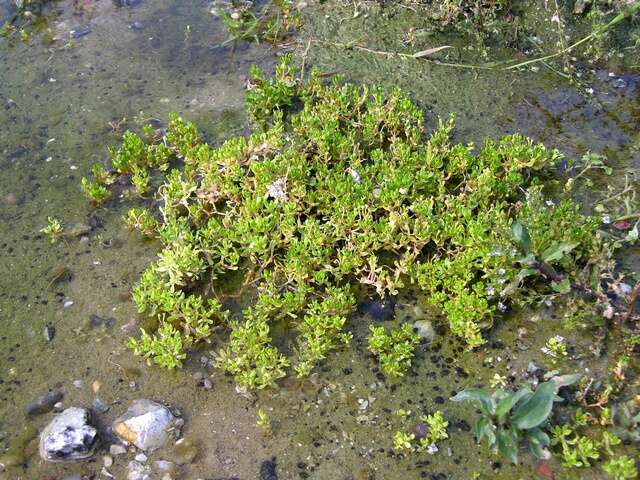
[
  {"xmin": 127, "ymin": 460, "xmax": 151, "ymax": 480},
  {"xmin": 93, "ymin": 398, "xmax": 110, "ymax": 414},
  {"xmin": 112, "ymin": 399, "xmax": 181, "ymax": 451},
  {"xmin": 39, "ymin": 407, "xmax": 98, "ymax": 462},
  {"xmin": 69, "ymin": 25, "xmax": 91, "ymax": 39},
  {"xmin": 110, "ymin": 443, "xmax": 127, "ymax": 455},
  {"xmin": 171, "ymin": 438, "xmax": 197, "ymax": 465},
  {"xmin": 26, "ymin": 389, "xmax": 63, "ymax": 416}
]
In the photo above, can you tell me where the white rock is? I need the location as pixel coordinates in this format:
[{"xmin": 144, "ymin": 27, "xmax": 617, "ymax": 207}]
[
  {"xmin": 39, "ymin": 407, "xmax": 98, "ymax": 462},
  {"xmin": 112, "ymin": 399, "xmax": 181, "ymax": 451}
]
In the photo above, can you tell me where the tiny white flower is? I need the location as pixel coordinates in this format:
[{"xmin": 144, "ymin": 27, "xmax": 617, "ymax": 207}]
[
  {"xmin": 266, "ymin": 179, "xmax": 288, "ymax": 202},
  {"xmin": 602, "ymin": 215, "xmax": 611, "ymax": 224},
  {"xmin": 545, "ymin": 199, "xmax": 555, "ymax": 206},
  {"xmin": 426, "ymin": 444, "xmax": 438, "ymax": 455}
]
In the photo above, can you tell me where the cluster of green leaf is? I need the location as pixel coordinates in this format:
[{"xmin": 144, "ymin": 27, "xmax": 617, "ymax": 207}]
[
  {"xmin": 420, "ymin": 411, "xmax": 449, "ymax": 448},
  {"xmin": 551, "ymin": 408, "xmax": 638, "ymax": 478},
  {"xmin": 393, "ymin": 410, "xmax": 449, "ymax": 453},
  {"xmin": 40, "ymin": 216, "xmax": 63, "ymax": 243},
  {"xmin": 87, "ymin": 55, "xmax": 623, "ymax": 388},
  {"xmin": 451, "ymin": 374, "xmax": 582, "ymax": 464},
  {"xmin": 368, "ymin": 324, "xmax": 420, "ymax": 379},
  {"xmin": 212, "ymin": 0, "xmax": 301, "ymax": 44},
  {"xmin": 127, "ymin": 323, "xmax": 187, "ymax": 369},
  {"xmin": 215, "ymin": 310, "xmax": 289, "ymax": 389},
  {"xmin": 81, "ymin": 127, "xmax": 171, "ymax": 204}
]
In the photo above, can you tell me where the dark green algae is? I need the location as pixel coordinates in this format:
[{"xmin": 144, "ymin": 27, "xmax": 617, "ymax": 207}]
[{"xmin": 0, "ymin": 0, "xmax": 639, "ymax": 479}]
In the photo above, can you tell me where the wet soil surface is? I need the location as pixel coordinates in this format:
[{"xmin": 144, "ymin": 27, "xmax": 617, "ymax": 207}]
[{"xmin": 0, "ymin": 1, "xmax": 638, "ymax": 479}]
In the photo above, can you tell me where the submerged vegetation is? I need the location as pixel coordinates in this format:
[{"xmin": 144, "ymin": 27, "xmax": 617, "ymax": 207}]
[
  {"xmin": 210, "ymin": 0, "xmax": 302, "ymax": 44},
  {"xmin": 80, "ymin": 55, "xmax": 636, "ymax": 391}
]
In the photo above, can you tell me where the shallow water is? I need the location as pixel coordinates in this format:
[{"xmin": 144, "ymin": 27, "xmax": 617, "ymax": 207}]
[{"xmin": 0, "ymin": 1, "xmax": 639, "ymax": 479}]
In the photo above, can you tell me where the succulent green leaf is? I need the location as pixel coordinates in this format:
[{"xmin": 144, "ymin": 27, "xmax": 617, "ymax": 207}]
[
  {"xmin": 473, "ymin": 416, "xmax": 496, "ymax": 446},
  {"xmin": 495, "ymin": 388, "xmax": 532, "ymax": 421},
  {"xmin": 511, "ymin": 382, "xmax": 556, "ymax": 430},
  {"xmin": 497, "ymin": 427, "xmax": 519, "ymax": 464},
  {"xmin": 550, "ymin": 373, "xmax": 582, "ymax": 388},
  {"xmin": 540, "ymin": 242, "xmax": 578, "ymax": 263},
  {"xmin": 527, "ymin": 428, "xmax": 551, "ymax": 459},
  {"xmin": 451, "ymin": 388, "xmax": 496, "ymax": 415},
  {"xmin": 511, "ymin": 221, "xmax": 531, "ymax": 254},
  {"xmin": 511, "ymin": 375, "xmax": 577, "ymax": 430},
  {"xmin": 551, "ymin": 278, "xmax": 571, "ymax": 293}
]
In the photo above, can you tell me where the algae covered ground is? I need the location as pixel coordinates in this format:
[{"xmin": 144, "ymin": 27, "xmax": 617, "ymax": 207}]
[{"xmin": 0, "ymin": 1, "xmax": 639, "ymax": 480}]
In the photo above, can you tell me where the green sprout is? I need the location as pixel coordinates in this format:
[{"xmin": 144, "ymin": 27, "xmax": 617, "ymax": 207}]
[
  {"xmin": 40, "ymin": 216, "xmax": 63, "ymax": 243},
  {"xmin": 257, "ymin": 408, "xmax": 271, "ymax": 432},
  {"xmin": 81, "ymin": 177, "xmax": 111, "ymax": 204},
  {"xmin": 418, "ymin": 411, "xmax": 449, "ymax": 450},
  {"xmin": 393, "ymin": 431, "xmax": 415, "ymax": 453}
]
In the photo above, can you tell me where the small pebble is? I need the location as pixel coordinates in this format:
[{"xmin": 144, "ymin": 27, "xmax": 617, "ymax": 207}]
[
  {"xmin": 93, "ymin": 398, "xmax": 110, "ymax": 414},
  {"xmin": 69, "ymin": 25, "xmax": 91, "ymax": 38},
  {"xmin": 73, "ymin": 379, "xmax": 83, "ymax": 388},
  {"xmin": 135, "ymin": 453, "xmax": 148, "ymax": 462},
  {"xmin": 63, "ymin": 300, "xmax": 74, "ymax": 308},
  {"xmin": 154, "ymin": 460, "xmax": 175, "ymax": 472},
  {"xmin": 103, "ymin": 455, "xmax": 114, "ymax": 468},
  {"xmin": 109, "ymin": 444, "xmax": 127, "ymax": 456}
]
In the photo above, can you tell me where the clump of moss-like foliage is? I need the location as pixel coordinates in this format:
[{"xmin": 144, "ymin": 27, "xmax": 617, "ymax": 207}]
[{"xmin": 85, "ymin": 55, "xmax": 622, "ymax": 389}]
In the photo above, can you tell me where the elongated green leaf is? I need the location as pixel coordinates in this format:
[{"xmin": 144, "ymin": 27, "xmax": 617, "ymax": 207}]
[
  {"xmin": 497, "ymin": 427, "xmax": 519, "ymax": 464},
  {"xmin": 511, "ymin": 381, "xmax": 557, "ymax": 430},
  {"xmin": 527, "ymin": 428, "xmax": 551, "ymax": 459},
  {"xmin": 540, "ymin": 242, "xmax": 578, "ymax": 263},
  {"xmin": 511, "ymin": 221, "xmax": 531, "ymax": 254},
  {"xmin": 451, "ymin": 388, "xmax": 495, "ymax": 415},
  {"xmin": 527, "ymin": 427, "xmax": 550, "ymax": 447},
  {"xmin": 495, "ymin": 388, "xmax": 532, "ymax": 421},
  {"xmin": 473, "ymin": 416, "xmax": 496, "ymax": 446},
  {"xmin": 551, "ymin": 373, "xmax": 582, "ymax": 388},
  {"xmin": 551, "ymin": 278, "xmax": 571, "ymax": 293}
]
